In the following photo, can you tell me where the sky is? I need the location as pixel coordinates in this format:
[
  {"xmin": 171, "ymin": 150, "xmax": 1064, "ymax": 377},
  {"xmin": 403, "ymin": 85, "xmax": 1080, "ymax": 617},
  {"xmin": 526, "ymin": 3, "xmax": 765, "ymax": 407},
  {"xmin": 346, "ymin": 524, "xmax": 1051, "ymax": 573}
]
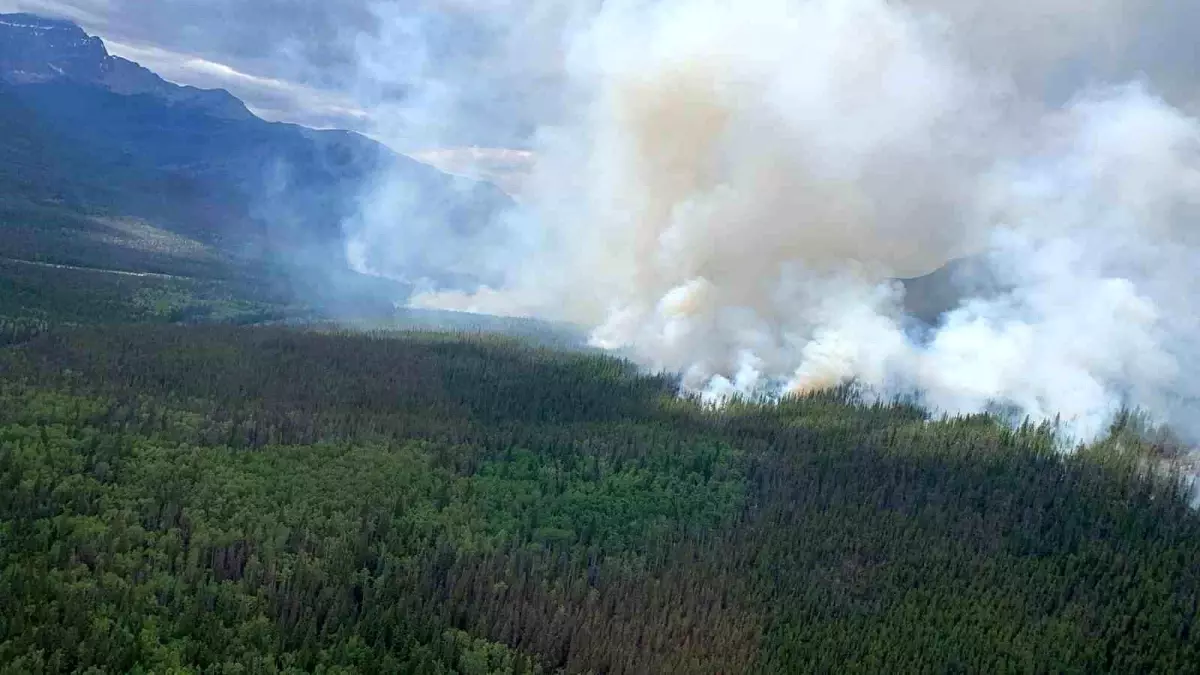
[
  {"xmin": 3, "ymin": 0, "xmax": 1199, "ymax": 150},
  {"xmin": 1, "ymin": 0, "xmax": 368, "ymax": 129},
  {"xmin": 0, "ymin": 0, "xmax": 565, "ymax": 147}
]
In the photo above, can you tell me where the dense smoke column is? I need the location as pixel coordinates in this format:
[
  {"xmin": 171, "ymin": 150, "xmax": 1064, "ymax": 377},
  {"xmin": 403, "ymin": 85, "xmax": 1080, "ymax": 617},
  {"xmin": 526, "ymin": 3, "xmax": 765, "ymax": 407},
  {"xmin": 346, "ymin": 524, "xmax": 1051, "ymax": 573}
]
[{"xmin": 350, "ymin": 0, "xmax": 1200, "ymax": 441}]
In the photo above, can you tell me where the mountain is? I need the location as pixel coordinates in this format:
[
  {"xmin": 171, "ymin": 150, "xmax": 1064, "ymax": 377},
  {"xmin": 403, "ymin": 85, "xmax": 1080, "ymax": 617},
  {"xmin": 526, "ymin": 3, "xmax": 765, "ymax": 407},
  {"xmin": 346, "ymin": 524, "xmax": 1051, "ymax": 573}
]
[
  {"xmin": 0, "ymin": 13, "xmax": 251, "ymax": 120},
  {"xmin": 0, "ymin": 13, "xmax": 511, "ymax": 305},
  {"xmin": 899, "ymin": 255, "xmax": 1005, "ymax": 326}
]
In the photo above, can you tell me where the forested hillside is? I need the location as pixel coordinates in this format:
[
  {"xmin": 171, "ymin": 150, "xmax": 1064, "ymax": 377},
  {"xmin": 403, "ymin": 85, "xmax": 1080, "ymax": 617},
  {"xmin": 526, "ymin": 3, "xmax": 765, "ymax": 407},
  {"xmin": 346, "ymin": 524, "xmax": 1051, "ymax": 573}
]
[
  {"xmin": 0, "ymin": 12, "xmax": 514, "ymax": 312},
  {"xmin": 1, "ymin": 322, "xmax": 1197, "ymax": 674}
]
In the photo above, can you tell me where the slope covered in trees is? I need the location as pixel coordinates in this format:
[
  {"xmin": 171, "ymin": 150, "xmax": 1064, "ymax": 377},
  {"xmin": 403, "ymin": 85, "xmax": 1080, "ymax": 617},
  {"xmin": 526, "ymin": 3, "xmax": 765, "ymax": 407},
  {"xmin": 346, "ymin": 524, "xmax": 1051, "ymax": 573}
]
[{"xmin": 1, "ymin": 323, "xmax": 1197, "ymax": 674}]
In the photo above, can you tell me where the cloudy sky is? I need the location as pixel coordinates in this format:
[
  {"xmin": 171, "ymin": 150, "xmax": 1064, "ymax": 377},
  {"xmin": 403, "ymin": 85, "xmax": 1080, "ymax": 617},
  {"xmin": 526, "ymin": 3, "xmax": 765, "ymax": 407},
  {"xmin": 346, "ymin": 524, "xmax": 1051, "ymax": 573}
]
[
  {"xmin": 0, "ymin": 0, "xmax": 574, "ymax": 148},
  {"xmin": 1, "ymin": 0, "xmax": 367, "ymax": 128},
  {"xmin": 2, "ymin": 0, "xmax": 1199, "ymax": 150}
]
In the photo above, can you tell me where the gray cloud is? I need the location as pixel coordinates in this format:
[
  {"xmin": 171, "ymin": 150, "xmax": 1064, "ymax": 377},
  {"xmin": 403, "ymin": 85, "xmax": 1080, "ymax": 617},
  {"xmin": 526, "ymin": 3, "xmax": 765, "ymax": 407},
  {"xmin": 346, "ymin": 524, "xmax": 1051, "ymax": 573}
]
[
  {"xmin": 100, "ymin": 38, "xmax": 369, "ymax": 129},
  {"xmin": 1, "ymin": 0, "xmax": 373, "ymax": 75},
  {"xmin": 9, "ymin": 0, "xmax": 1198, "ymax": 147},
  {"xmin": 0, "ymin": 0, "xmax": 570, "ymax": 145},
  {"xmin": 0, "ymin": 0, "xmax": 377, "ymax": 129}
]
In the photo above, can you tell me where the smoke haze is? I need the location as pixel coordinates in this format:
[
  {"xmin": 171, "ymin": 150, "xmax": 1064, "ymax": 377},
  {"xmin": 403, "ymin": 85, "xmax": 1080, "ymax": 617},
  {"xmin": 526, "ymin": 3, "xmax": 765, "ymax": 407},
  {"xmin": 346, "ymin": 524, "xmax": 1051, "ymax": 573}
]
[{"xmin": 348, "ymin": 0, "xmax": 1200, "ymax": 441}]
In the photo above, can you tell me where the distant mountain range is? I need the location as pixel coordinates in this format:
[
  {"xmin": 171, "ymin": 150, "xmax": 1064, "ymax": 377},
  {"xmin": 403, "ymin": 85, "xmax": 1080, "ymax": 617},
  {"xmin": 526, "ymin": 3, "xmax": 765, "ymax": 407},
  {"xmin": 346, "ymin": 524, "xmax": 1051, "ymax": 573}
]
[{"xmin": 0, "ymin": 12, "xmax": 512, "ymax": 306}]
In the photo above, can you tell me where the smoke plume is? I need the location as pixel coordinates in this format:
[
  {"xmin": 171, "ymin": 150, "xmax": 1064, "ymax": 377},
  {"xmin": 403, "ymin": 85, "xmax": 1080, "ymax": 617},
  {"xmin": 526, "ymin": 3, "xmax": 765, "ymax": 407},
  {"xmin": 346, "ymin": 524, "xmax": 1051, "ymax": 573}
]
[{"xmin": 350, "ymin": 0, "xmax": 1200, "ymax": 441}]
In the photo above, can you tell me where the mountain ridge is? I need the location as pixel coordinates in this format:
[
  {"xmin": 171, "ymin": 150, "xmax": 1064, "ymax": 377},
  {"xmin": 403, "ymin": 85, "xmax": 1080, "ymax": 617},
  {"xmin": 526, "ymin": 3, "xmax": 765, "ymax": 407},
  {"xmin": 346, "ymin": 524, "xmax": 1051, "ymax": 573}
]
[
  {"xmin": 0, "ymin": 12, "xmax": 513, "ymax": 309},
  {"xmin": 0, "ymin": 12, "xmax": 252, "ymax": 120}
]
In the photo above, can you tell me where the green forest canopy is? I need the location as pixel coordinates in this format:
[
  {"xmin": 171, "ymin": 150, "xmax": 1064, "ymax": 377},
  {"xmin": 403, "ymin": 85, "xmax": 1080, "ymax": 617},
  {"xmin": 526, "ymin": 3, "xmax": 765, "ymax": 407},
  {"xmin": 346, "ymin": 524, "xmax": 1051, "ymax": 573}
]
[{"xmin": 0, "ymin": 321, "xmax": 1198, "ymax": 674}]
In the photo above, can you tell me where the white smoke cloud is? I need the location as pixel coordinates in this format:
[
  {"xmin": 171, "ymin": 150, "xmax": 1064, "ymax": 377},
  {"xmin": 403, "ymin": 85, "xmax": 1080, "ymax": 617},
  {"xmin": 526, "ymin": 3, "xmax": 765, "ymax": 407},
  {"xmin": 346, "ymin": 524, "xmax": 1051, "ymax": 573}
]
[{"xmin": 350, "ymin": 0, "xmax": 1200, "ymax": 440}]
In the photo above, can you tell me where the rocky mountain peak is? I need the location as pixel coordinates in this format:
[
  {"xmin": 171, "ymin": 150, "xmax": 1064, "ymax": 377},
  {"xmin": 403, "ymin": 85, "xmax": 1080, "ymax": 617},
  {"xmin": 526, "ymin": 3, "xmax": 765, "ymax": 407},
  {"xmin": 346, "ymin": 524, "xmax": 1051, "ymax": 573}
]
[
  {"xmin": 0, "ymin": 12, "xmax": 108, "ymax": 84},
  {"xmin": 0, "ymin": 12, "xmax": 252, "ymax": 120}
]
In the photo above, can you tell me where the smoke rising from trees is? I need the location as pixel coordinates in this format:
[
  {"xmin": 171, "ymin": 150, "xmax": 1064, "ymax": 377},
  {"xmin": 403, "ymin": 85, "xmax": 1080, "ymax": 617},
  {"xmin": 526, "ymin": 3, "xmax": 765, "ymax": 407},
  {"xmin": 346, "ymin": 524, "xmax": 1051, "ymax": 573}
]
[{"xmin": 348, "ymin": 0, "xmax": 1200, "ymax": 440}]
